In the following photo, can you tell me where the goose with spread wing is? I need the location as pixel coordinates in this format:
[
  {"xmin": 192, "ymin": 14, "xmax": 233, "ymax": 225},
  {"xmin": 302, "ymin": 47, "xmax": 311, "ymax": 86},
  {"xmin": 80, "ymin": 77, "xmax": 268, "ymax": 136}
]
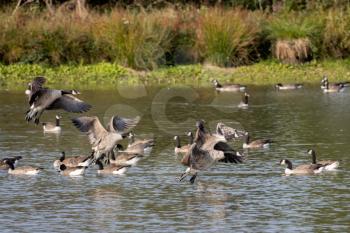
[
  {"xmin": 179, "ymin": 120, "xmax": 244, "ymax": 184},
  {"xmin": 25, "ymin": 77, "xmax": 91, "ymax": 124},
  {"xmin": 72, "ymin": 115, "xmax": 140, "ymax": 163}
]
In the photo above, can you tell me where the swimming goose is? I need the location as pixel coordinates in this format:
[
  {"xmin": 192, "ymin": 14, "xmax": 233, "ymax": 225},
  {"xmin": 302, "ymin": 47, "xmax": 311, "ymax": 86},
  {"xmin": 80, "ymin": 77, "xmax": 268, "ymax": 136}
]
[
  {"xmin": 0, "ymin": 156, "xmax": 22, "ymax": 169},
  {"xmin": 96, "ymin": 160, "xmax": 130, "ymax": 175},
  {"xmin": 323, "ymin": 80, "xmax": 345, "ymax": 93},
  {"xmin": 307, "ymin": 149, "xmax": 339, "ymax": 171},
  {"xmin": 280, "ymin": 159, "xmax": 324, "ymax": 175},
  {"xmin": 4, "ymin": 159, "xmax": 42, "ymax": 175},
  {"xmin": 72, "ymin": 115, "xmax": 140, "ymax": 163},
  {"xmin": 126, "ymin": 132, "xmax": 155, "ymax": 155},
  {"xmin": 25, "ymin": 77, "xmax": 91, "ymax": 124},
  {"xmin": 174, "ymin": 132, "xmax": 193, "ymax": 155},
  {"xmin": 321, "ymin": 76, "xmax": 350, "ymax": 90},
  {"xmin": 42, "ymin": 115, "xmax": 62, "ymax": 133},
  {"xmin": 243, "ymin": 132, "xmax": 272, "ymax": 149},
  {"xmin": 216, "ymin": 123, "xmax": 246, "ymax": 141},
  {"xmin": 110, "ymin": 149, "xmax": 144, "ymax": 166},
  {"xmin": 275, "ymin": 83, "xmax": 303, "ymax": 90},
  {"xmin": 238, "ymin": 92, "xmax": 249, "ymax": 108},
  {"xmin": 212, "ymin": 79, "xmax": 246, "ymax": 92},
  {"xmin": 179, "ymin": 120, "xmax": 244, "ymax": 184},
  {"xmin": 59, "ymin": 164, "xmax": 87, "ymax": 176},
  {"xmin": 53, "ymin": 151, "xmax": 93, "ymax": 169}
]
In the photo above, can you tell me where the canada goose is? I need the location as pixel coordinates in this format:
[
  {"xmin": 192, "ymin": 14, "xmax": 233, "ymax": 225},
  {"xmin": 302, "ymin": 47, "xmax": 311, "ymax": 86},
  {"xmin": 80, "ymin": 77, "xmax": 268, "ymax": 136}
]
[
  {"xmin": 25, "ymin": 76, "xmax": 46, "ymax": 98},
  {"xmin": 238, "ymin": 92, "xmax": 249, "ymax": 108},
  {"xmin": 127, "ymin": 132, "xmax": 155, "ymax": 155},
  {"xmin": 110, "ymin": 149, "xmax": 143, "ymax": 166},
  {"xmin": 275, "ymin": 83, "xmax": 303, "ymax": 90},
  {"xmin": 323, "ymin": 80, "xmax": 345, "ymax": 93},
  {"xmin": 96, "ymin": 160, "xmax": 130, "ymax": 175},
  {"xmin": 53, "ymin": 151, "xmax": 93, "ymax": 169},
  {"xmin": 307, "ymin": 149, "xmax": 339, "ymax": 171},
  {"xmin": 212, "ymin": 79, "xmax": 246, "ymax": 92},
  {"xmin": 42, "ymin": 115, "xmax": 62, "ymax": 133},
  {"xmin": 321, "ymin": 76, "xmax": 350, "ymax": 90},
  {"xmin": 179, "ymin": 120, "xmax": 244, "ymax": 184},
  {"xmin": 72, "ymin": 115, "xmax": 140, "ymax": 163},
  {"xmin": 174, "ymin": 132, "xmax": 193, "ymax": 155},
  {"xmin": 0, "ymin": 156, "xmax": 22, "ymax": 170},
  {"xmin": 243, "ymin": 132, "xmax": 272, "ymax": 149},
  {"xmin": 280, "ymin": 159, "xmax": 324, "ymax": 175},
  {"xmin": 4, "ymin": 159, "xmax": 42, "ymax": 175},
  {"xmin": 25, "ymin": 77, "xmax": 91, "ymax": 124},
  {"xmin": 216, "ymin": 123, "xmax": 246, "ymax": 141},
  {"xmin": 59, "ymin": 164, "xmax": 87, "ymax": 176}
]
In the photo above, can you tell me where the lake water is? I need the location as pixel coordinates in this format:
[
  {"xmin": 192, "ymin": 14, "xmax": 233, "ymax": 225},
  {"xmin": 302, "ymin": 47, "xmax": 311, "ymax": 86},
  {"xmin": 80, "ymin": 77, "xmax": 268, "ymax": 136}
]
[{"xmin": 0, "ymin": 85, "xmax": 349, "ymax": 232}]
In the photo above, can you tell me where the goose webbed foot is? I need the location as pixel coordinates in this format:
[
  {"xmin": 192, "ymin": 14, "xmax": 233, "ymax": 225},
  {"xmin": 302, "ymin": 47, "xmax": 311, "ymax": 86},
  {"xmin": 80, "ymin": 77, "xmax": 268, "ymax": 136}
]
[
  {"xmin": 34, "ymin": 118, "xmax": 40, "ymax": 125},
  {"xmin": 178, "ymin": 172, "xmax": 188, "ymax": 182}
]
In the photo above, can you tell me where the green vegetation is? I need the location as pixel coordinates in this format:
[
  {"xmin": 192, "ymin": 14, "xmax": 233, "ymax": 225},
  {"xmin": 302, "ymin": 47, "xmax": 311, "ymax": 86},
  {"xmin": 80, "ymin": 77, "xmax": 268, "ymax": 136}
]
[{"xmin": 1, "ymin": 59, "xmax": 350, "ymax": 89}]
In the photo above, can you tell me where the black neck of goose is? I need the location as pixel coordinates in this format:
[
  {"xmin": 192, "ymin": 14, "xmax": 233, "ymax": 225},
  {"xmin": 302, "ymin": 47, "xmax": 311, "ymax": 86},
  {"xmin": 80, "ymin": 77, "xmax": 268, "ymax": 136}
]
[
  {"xmin": 245, "ymin": 134, "xmax": 250, "ymax": 144},
  {"xmin": 215, "ymin": 81, "xmax": 222, "ymax": 88},
  {"xmin": 175, "ymin": 137, "xmax": 181, "ymax": 148},
  {"xmin": 110, "ymin": 150, "xmax": 116, "ymax": 160},
  {"xmin": 56, "ymin": 118, "xmax": 60, "ymax": 126},
  {"xmin": 243, "ymin": 95, "xmax": 249, "ymax": 104},
  {"xmin": 325, "ymin": 82, "xmax": 329, "ymax": 90},
  {"xmin": 60, "ymin": 152, "xmax": 65, "ymax": 162},
  {"xmin": 311, "ymin": 151, "xmax": 317, "ymax": 164},
  {"xmin": 285, "ymin": 160, "xmax": 293, "ymax": 169},
  {"xmin": 96, "ymin": 160, "xmax": 104, "ymax": 170},
  {"xmin": 188, "ymin": 133, "xmax": 193, "ymax": 144}
]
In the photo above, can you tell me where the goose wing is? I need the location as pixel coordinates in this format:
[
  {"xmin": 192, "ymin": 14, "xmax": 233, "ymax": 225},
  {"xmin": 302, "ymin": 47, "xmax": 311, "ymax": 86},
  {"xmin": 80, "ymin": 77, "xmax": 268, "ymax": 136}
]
[
  {"xmin": 214, "ymin": 142, "xmax": 244, "ymax": 163},
  {"xmin": 72, "ymin": 116, "xmax": 107, "ymax": 146},
  {"xmin": 47, "ymin": 95, "xmax": 91, "ymax": 113},
  {"xmin": 107, "ymin": 115, "xmax": 140, "ymax": 133}
]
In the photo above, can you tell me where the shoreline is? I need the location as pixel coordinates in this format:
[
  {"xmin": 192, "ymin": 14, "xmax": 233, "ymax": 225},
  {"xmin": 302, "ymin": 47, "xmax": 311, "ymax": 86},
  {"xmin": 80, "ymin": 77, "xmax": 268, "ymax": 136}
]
[{"xmin": 1, "ymin": 59, "xmax": 350, "ymax": 89}]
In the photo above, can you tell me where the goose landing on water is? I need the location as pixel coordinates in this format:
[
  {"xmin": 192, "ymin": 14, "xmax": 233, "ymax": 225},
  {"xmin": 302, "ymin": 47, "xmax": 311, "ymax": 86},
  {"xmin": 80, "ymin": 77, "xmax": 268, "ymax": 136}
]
[
  {"xmin": 42, "ymin": 115, "xmax": 62, "ymax": 133},
  {"xmin": 280, "ymin": 159, "xmax": 324, "ymax": 175},
  {"xmin": 179, "ymin": 120, "xmax": 244, "ymax": 184},
  {"xmin": 307, "ymin": 149, "xmax": 339, "ymax": 171},
  {"xmin": 72, "ymin": 115, "xmax": 140, "ymax": 163}
]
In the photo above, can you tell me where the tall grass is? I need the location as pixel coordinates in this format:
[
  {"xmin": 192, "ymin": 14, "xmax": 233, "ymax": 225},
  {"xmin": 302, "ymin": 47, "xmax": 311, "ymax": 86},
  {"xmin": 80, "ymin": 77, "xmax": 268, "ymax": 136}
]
[{"xmin": 1, "ymin": 6, "xmax": 350, "ymax": 69}]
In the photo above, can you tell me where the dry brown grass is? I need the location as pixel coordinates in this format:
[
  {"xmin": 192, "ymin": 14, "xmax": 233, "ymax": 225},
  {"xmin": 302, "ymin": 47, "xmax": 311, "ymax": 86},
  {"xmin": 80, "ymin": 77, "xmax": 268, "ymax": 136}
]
[{"xmin": 274, "ymin": 38, "xmax": 312, "ymax": 64}]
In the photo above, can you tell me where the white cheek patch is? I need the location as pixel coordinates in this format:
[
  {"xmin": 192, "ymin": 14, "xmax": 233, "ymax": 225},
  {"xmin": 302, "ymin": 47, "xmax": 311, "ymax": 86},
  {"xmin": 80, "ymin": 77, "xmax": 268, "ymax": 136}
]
[{"xmin": 25, "ymin": 90, "xmax": 31, "ymax": 95}]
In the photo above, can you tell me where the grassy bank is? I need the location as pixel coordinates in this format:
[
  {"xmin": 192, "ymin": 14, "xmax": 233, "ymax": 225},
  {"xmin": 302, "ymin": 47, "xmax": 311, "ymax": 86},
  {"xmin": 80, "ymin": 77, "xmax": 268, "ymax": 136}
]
[
  {"xmin": 1, "ymin": 6, "xmax": 350, "ymax": 70},
  {"xmin": 1, "ymin": 59, "xmax": 350, "ymax": 89}
]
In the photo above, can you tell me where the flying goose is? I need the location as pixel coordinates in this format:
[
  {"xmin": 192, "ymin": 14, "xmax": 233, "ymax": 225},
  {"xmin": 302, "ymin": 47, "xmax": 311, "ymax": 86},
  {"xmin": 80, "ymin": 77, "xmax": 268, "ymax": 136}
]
[
  {"xmin": 307, "ymin": 149, "xmax": 339, "ymax": 171},
  {"xmin": 238, "ymin": 92, "xmax": 249, "ymax": 108},
  {"xmin": 279, "ymin": 159, "xmax": 324, "ymax": 175},
  {"xmin": 72, "ymin": 115, "xmax": 140, "ymax": 163},
  {"xmin": 179, "ymin": 120, "xmax": 244, "ymax": 184},
  {"xmin": 275, "ymin": 83, "xmax": 303, "ymax": 90},
  {"xmin": 126, "ymin": 132, "xmax": 155, "ymax": 155},
  {"xmin": 212, "ymin": 79, "xmax": 246, "ymax": 92},
  {"xmin": 321, "ymin": 76, "xmax": 350, "ymax": 90},
  {"xmin": 59, "ymin": 164, "xmax": 87, "ymax": 176},
  {"xmin": 4, "ymin": 159, "xmax": 42, "ymax": 175},
  {"xmin": 0, "ymin": 156, "xmax": 22, "ymax": 170},
  {"xmin": 216, "ymin": 123, "xmax": 246, "ymax": 141},
  {"xmin": 42, "ymin": 115, "xmax": 62, "ymax": 133},
  {"xmin": 174, "ymin": 132, "xmax": 193, "ymax": 155},
  {"xmin": 53, "ymin": 151, "xmax": 93, "ymax": 169},
  {"xmin": 96, "ymin": 160, "xmax": 130, "ymax": 175},
  {"xmin": 243, "ymin": 132, "xmax": 272, "ymax": 149},
  {"xmin": 25, "ymin": 77, "xmax": 91, "ymax": 124}
]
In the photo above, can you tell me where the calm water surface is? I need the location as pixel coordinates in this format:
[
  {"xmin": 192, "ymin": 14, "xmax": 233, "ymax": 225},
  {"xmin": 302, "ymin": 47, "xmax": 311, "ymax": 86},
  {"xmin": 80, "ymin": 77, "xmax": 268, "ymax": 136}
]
[{"xmin": 0, "ymin": 85, "xmax": 349, "ymax": 232}]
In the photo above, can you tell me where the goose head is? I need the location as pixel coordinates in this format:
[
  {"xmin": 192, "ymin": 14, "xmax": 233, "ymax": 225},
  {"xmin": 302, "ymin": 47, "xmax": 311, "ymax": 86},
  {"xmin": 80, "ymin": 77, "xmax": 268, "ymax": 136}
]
[
  {"xmin": 196, "ymin": 120, "xmax": 206, "ymax": 131},
  {"xmin": 275, "ymin": 83, "xmax": 283, "ymax": 88}
]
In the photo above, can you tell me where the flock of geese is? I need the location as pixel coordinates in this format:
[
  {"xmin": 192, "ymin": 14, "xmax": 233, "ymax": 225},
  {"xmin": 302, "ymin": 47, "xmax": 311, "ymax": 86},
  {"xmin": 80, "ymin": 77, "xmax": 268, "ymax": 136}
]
[{"xmin": 0, "ymin": 75, "xmax": 344, "ymax": 183}]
